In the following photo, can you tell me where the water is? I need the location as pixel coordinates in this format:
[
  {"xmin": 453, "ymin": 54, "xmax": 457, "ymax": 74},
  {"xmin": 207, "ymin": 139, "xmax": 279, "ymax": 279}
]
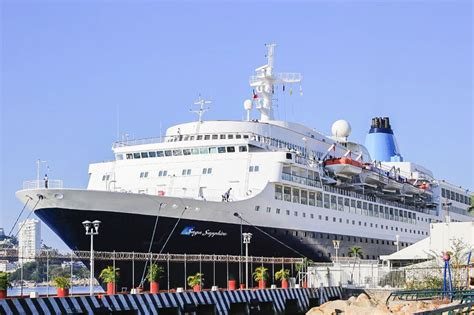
[{"xmin": 8, "ymin": 285, "xmax": 104, "ymax": 297}]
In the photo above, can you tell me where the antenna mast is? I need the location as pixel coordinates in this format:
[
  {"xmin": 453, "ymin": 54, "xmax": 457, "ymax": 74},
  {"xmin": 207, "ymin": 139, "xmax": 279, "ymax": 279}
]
[
  {"xmin": 249, "ymin": 43, "xmax": 302, "ymax": 121},
  {"xmin": 190, "ymin": 95, "xmax": 211, "ymax": 123}
]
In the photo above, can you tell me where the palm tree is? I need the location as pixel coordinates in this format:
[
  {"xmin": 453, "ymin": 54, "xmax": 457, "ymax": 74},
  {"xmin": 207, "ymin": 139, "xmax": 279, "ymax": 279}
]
[{"xmin": 348, "ymin": 246, "xmax": 363, "ymax": 284}]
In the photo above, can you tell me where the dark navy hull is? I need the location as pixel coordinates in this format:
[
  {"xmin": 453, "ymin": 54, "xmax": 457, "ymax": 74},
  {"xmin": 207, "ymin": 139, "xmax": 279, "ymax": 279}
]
[{"xmin": 36, "ymin": 208, "xmax": 397, "ymax": 289}]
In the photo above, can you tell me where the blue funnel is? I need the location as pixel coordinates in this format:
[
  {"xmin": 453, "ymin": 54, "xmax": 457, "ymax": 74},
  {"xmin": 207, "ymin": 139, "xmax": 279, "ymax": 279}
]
[{"xmin": 365, "ymin": 117, "xmax": 403, "ymax": 162}]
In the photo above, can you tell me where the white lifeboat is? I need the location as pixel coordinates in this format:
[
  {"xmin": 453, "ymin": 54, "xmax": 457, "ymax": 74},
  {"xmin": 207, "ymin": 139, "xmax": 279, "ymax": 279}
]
[{"xmin": 324, "ymin": 157, "xmax": 364, "ymax": 177}]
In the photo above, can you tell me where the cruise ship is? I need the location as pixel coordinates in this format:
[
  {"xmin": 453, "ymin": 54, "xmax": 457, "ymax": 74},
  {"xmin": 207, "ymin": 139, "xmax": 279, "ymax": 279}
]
[{"xmin": 16, "ymin": 44, "xmax": 472, "ymax": 288}]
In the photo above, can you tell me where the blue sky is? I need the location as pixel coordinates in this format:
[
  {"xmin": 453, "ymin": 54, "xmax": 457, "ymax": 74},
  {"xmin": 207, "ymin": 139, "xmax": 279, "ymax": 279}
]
[{"xmin": 1, "ymin": 0, "xmax": 472, "ymax": 250}]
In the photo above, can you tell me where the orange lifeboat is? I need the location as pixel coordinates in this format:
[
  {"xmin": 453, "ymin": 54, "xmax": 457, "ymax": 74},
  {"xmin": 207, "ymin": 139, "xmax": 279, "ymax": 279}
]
[{"xmin": 324, "ymin": 157, "xmax": 364, "ymax": 177}]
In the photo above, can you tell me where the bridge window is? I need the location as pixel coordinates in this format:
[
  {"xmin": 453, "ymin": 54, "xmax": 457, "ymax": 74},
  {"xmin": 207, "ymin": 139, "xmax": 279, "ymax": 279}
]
[
  {"xmin": 300, "ymin": 190, "xmax": 308, "ymax": 205},
  {"xmin": 316, "ymin": 192, "xmax": 323, "ymax": 207},
  {"xmin": 275, "ymin": 185, "xmax": 283, "ymax": 200},
  {"xmin": 337, "ymin": 197, "xmax": 343, "ymax": 211},
  {"xmin": 331, "ymin": 195, "xmax": 337, "ymax": 210},
  {"xmin": 226, "ymin": 146, "xmax": 235, "ymax": 153},
  {"xmin": 309, "ymin": 192, "xmax": 315, "ymax": 206},
  {"xmin": 283, "ymin": 187, "xmax": 291, "ymax": 202},
  {"xmin": 323, "ymin": 194, "xmax": 330, "ymax": 209},
  {"xmin": 133, "ymin": 153, "xmax": 141, "ymax": 159},
  {"xmin": 292, "ymin": 188, "xmax": 300, "ymax": 203},
  {"xmin": 148, "ymin": 151, "xmax": 156, "ymax": 158}
]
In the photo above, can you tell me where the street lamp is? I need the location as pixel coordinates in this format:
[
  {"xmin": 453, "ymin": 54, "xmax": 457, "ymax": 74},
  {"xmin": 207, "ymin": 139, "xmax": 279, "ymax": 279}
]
[
  {"xmin": 82, "ymin": 220, "xmax": 101, "ymax": 296},
  {"xmin": 242, "ymin": 232, "xmax": 252, "ymax": 289},
  {"xmin": 332, "ymin": 240, "xmax": 341, "ymax": 264},
  {"xmin": 233, "ymin": 212, "xmax": 243, "ymax": 285}
]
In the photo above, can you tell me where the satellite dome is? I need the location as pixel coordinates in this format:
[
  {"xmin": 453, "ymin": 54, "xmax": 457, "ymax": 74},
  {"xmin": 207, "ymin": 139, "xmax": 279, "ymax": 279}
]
[
  {"xmin": 243, "ymin": 99, "xmax": 253, "ymax": 110},
  {"xmin": 331, "ymin": 120, "xmax": 351, "ymax": 138}
]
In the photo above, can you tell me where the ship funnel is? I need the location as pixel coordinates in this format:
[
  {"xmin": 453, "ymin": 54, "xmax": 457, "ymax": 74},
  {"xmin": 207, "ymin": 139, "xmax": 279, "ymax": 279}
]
[{"xmin": 364, "ymin": 117, "xmax": 403, "ymax": 162}]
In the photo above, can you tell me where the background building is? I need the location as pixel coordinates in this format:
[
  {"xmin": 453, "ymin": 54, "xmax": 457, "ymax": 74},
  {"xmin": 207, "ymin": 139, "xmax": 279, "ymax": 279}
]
[{"xmin": 18, "ymin": 219, "xmax": 41, "ymax": 264}]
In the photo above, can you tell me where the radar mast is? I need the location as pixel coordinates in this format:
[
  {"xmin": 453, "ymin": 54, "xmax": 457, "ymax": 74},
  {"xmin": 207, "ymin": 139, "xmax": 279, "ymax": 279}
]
[
  {"xmin": 249, "ymin": 43, "xmax": 302, "ymax": 121},
  {"xmin": 190, "ymin": 95, "xmax": 211, "ymax": 123}
]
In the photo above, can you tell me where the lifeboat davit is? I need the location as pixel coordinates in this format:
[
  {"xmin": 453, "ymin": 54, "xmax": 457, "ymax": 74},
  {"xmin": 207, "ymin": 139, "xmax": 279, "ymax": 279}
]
[{"xmin": 324, "ymin": 157, "xmax": 364, "ymax": 177}]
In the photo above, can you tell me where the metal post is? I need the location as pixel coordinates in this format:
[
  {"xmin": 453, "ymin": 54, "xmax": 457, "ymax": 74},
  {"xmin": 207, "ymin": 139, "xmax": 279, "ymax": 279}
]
[
  {"xmin": 167, "ymin": 253, "xmax": 170, "ymax": 292},
  {"xmin": 184, "ymin": 253, "xmax": 187, "ymax": 289},
  {"xmin": 132, "ymin": 252, "xmax": 135, "ymax": 289},
  {"xmin": 239, "ymin": 216, "xmax": 243, "ymax": 285},
  {"xmin": 46, "ymin": 251, "xmax": 49, "ymax": 297},
  {"xmin": 20, "ymin": 252, "xmax": 24, "ymax": 297},
  {"xmin": 243, "ymin": 233, "xmax": 252, "ymax": 289},
  {"xmin": 245, "ymin": 242, "xmax": 249, "ymax": 289},
  {"xmin": 70, "ymin": 252, "xmax": 74, "ymax": 295},
  {"xmin": 272, "ymin": 259, "xmax": 274, "ymax": 285},
  {"xmin": 199, "ymin": 254, "xmax": 202, "ymax": 288},
  {"xmin": 113, "ymin": 251, "xmax": 116, "ymax": 294},
  {"xmin": 213, "ymin": 255, "xmax": 216, "ymax": 287}
]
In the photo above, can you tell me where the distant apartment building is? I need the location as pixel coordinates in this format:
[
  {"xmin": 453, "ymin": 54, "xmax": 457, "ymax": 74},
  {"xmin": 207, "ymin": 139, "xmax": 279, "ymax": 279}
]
[
  {"xmin": 18, "ymin": 219, "xmax": 41, "ymax": 264},
  {"xmin": 0, "ymin": 260, "xmax": 16, "ymax": 272}
]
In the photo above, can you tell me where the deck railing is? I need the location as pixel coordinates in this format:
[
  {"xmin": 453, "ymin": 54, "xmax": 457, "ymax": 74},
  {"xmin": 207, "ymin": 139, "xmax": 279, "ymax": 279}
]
[{"xmin": 22, "ymin": 179, "xmax": 63, "ymax": 190}]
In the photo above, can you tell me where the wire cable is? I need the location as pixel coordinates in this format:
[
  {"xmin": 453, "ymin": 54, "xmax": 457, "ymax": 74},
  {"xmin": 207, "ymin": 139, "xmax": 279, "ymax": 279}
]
[
  {"xmin": 157, "ymin": 206, "xmax": 189, "ymax": 255},
  {"xmin": 13, "ymin": 196, "xmax": 42, "ymax": 239},
  {"xmin": 138, "ymin": 202, "xmax": 164, "ymax": 288},
  {"xmin": 8, "ymin": 197, "xmax": 32, "ymax": 236},
  {"xmin": 234, "ymin": 212, "xmax": 307, "ymax": 258}
]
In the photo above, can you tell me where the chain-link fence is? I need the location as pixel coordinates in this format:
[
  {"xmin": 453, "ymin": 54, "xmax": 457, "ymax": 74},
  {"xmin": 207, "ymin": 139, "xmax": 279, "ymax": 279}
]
[{"xmin": 307, "ymin": 260, "xmax": 472, "ymax": 289}]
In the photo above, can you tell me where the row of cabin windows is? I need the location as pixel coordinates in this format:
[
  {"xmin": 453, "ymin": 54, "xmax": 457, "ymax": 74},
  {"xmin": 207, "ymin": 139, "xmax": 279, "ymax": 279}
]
[
  {"xmin": 167, "ymin": 132, "xmax": 314, "ymax": 157},
  {"xmin": 168, "ymin": 131, "xmax": 332, "ymax": 163},
  {"xmin": 142, "ymin": 168, "xmax": 213, "ymax": 178},
  {"xmin": 257, "ymin": 205, "xmax": 429, "ymax": 236},
  {"xmin": 268, "ymin": 229, "xmax": 412, "ymax": 250},
  {"xmin": 441, "ymin": 188, "xmax": 471, "ymax": 205},
  {"xmin": 274, "ymin": 185, "xmax": 419, "ymax": 225},
  {"xmin": 122, "ymin": 145, "xmax": 248, "ymax": 160},
  {"xmin": 168, "ymin": 133, "xmax": 250, "ymax": 142}
]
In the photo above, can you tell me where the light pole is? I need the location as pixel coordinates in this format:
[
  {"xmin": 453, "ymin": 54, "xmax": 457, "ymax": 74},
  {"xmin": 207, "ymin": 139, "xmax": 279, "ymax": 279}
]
[
  {"xmin": 82, "ymin": 220, "xmax": 101, "ymax": 296},
  {"xmin": 242, "ymin": 232, "xmax": 252, "ymax": 289},
  {"xmin": 332, "ymin": 240, "xmax": 341, "ymax": 264},
  {"xmin": 395, "ymin": 234, "xmax": 400, "ymax": 252}
]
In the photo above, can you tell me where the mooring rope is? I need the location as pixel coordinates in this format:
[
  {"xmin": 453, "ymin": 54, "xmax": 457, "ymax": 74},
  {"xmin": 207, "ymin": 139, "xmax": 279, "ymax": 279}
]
[
  {"xmin": 235, "ymin": 212, "xmax": 307, "ymax": 258},
  {"xmin": 137, "ymin": 202, "xmax": 165, "ymax": 288},
  {"xmin": 13, "ymin": 196, "xmax": 42, "ymax": 239},
  {"xmin": 8, "ymin": 197, "xmax": 32, "ymax": 236}
]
